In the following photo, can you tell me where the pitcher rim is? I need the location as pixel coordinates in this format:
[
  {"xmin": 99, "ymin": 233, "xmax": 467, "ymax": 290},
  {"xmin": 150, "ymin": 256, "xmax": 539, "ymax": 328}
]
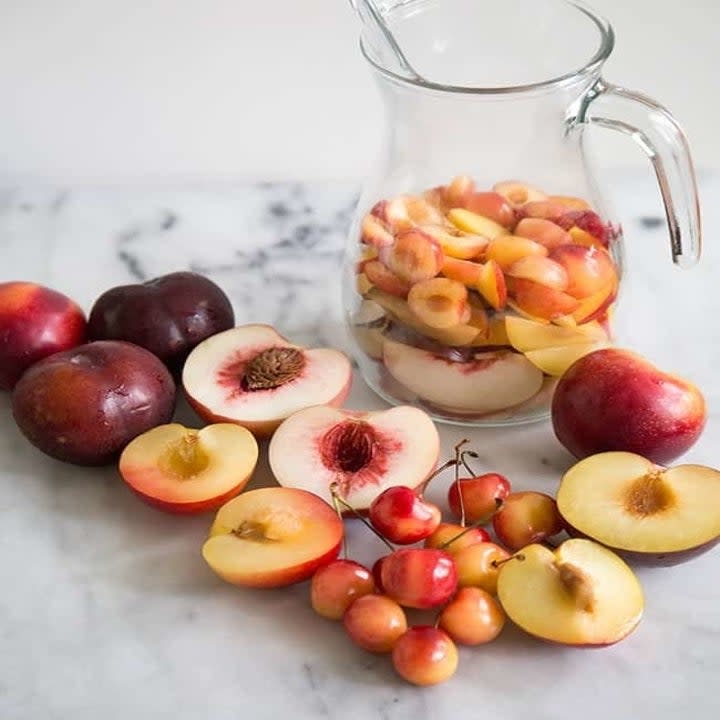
[{"xmin": 360, "ymin": 0, "xmax": 615, "ymax": 95}]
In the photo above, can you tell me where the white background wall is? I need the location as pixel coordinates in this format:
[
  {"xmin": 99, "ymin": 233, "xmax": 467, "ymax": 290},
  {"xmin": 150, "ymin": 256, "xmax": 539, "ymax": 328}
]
[{"xmin": 0, "ymin": 0, "xmax": 716, "ymax": 182}]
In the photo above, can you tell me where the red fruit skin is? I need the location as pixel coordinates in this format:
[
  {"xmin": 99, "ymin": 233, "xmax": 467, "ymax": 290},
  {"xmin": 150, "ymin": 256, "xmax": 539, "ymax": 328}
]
[
  {"xmin": 372, "ymin": 557, "xmax": 387, "ymax": 592},
  {"xmin": 380, "ymin": 548, "xmax": 458, "ymax": 609},
  {"xmin": 447, "ymin": 473, "xmax": 511, "ymax": 524},
  {"xmin": 88, "ymin": 272, "xmax": 234, "ymax": 372},
  {"xmin": 557, "ymin": 210, "xmax": 610, "ymax": 246},
  {"xmin": 551, "ymin": 348, "xmax": 706, "ymax": 465},
  {"xmin": 127, "ymin": 481, "xmax": 248, "ymax": 515},
  {"xmin": 0, "ymin": 281, "xmax": 87, "ymax": 390},
  {"xmin": 369, "ymin": 486, "xmax": 442, "ymax": 544},
  {"xmin": 12, "ymin": 340, "xmax": 176, "ymax": 465}
]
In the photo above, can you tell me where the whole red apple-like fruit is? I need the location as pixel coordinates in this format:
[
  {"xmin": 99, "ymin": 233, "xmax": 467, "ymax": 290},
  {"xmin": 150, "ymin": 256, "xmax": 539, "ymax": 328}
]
[
  {"xmin": 0, "ymin": 281, "xmax": 86, "ymax": 390},
  {"xmin": 12, "ymin": 340, "xmax": 176, "ymax": 465},
  {"xmin": 88, "ymin": 272, "xmax": 234, "ymax": 372},
  {"xmin": 552, "ymin": 348, "xmax": 706, "ymax": 464}
]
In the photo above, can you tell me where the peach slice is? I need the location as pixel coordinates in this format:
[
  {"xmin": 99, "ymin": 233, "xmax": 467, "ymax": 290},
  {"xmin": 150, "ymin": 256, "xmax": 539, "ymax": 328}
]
[
  {"xmin": 202, "ymin": 487, "xmax": 343, "ymax": 588},
  {"xmin": 477, "ymin": 260, "xmax": 507, "ymax": 310},
  {"xmin": 360, "ymin": 213, "xmax": 394, "ymax": 248},
  {"xmin": 509, "ymin": 278, "xmax": 580, "ymax": 320},
  {"xmin": 547, "ymin": 195, "xmax": 592, "ymax": 211},
  {"xmin": 493, "ymin": 181, "xmax": 547, "ymax": 207},
  {"xmin": 383, "ymin": 228, "xmax": 444, "ymax": 284},
  {"xmin": 382, "ymin": 339, "xmax": 543, "ymax": 414},
  {"xmin": 569, "ymin": 226, "xmax": 606, "ymax": 250},
  {"xmin": 470, "ymin": 315, "xmax": 510, "ymax": 347},
  {"xmin": 445, "ymin": 175, "xmax": 476, "ymax": 208},
  {"xmin": 380, "ymin": 195, "xmax": 444, "ymax": 230},
  {"xmin": 364, "ymin": 260, "xmax": 412, "ymax": 298},
  {"xmin": 422, "ymin": 185, "xmax": 449, "ymax": 214},
  {"xmin": 463, "ymin": 192, "xmax": 516, "ymax": 228},
  {"xmin": 496, "ymin": 539, "xmax": 644, "ymax": 646},
  {"xmin": 486, "ymin": 236, "xmax": 548, "ymax": 271},
  {"xmin": 356, "ymin": 272, "xmax": 374, "ymax": 296},
  {"xmin": 183, "ymin": 325, "xmax": 352, "ymax": 437},
  {"xmin": 524, "ymin": 341, "xmax": 610, "ymax": 377},
  {"xmin": 367, "ymin": 288, "xmax": 480, "ymax": 346},
  {"xmin": 441, "ymin": 256, "xmax": 484, "ymax": 286},
  {"xmin": 549, "ymin": 245, "xmax": 617, "ymax": 299},
  {"xmin": 269, "ymin": 405, "xmax": 440, "ymax": 510},
  {"xmin": 447, "ymin": 209, "xmax": 510, "ymax": 241},
  {"xmin": 506, "ymin": 256, "xmax": 569, "ymax": 291},
  {"xmin": 119, "ymin": 423, "xmax": 258, "ymax": 514},
  {"xmin": 408, "ymin": 278, "xmax": 469, "ymax": 329},
  {"xmin": 514, "ymin": 218, "xmax": 572, "ymax": 251},
  {"xmin": 518, "ymin": 200, "xmax": 568, "ymax": 222},
  {"xmin": 421, "ymin": 225, "xmax": 488, "ymax": 260},
  {"xmin": 572, "ymin": 280, "xmax": 618, "ymax": 324},
  {"xmin": 505, "ymin": 316, "xmax": 607, "ymax": 352}
]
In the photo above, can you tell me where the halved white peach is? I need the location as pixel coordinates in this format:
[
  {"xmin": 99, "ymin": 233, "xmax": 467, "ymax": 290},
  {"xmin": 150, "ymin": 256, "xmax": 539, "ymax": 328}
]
[
  {"xmin": 505, "ymin": 316, "xmax": 607, "ymax": 352},
  {"xmin": 497, "ymin": 539, "xmax": 644, "ymax": 646},
  {"xmin": 268, "ymin": 405, "xmax": 440, "ymax": 510},
  {"xmin": 524, "ymin": 341, "xmax": 610, "ymax": 377},
  {"xmin": 447, "ymin": 209, "xmax": 509, "ymax": 241},
  {"xmin": 119, "ymin": 423, "xmax": 259, "ymax": 514},
  {"xmin": 382, "ymin": 339, "xmax": 543, "ymax": 414},
  {"xmin": 182, "ymin": 325, "xmax": 352, "ymax": 437},
  {"xmin": 202, "ymin": 487, "xmax": 344, "ymax": 588}
]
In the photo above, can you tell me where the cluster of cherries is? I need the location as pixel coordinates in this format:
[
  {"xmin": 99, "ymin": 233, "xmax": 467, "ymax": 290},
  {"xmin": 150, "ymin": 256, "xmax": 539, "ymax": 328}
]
[{"xmin": 309, "ymin": 441, "xmax": 565, "ymax": 686}]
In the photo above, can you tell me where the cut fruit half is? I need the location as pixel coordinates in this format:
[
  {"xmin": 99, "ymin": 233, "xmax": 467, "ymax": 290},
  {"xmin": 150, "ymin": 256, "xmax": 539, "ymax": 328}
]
[
  {"xmin": 524, "ymin": 341, "xmax": 610, "ymax": 377},
  {"xmin": 182, "ymin": 325, "xmax": 352, "ymax": 437},
  {"xmin": 497, "ymin": 539, "xmax": 644, "ymax": 646},
  {"xmin": 557, "ymin": 451, "xmax": 720, "ymax": 564},
  {"xmin": 202, "ymin": 487, "xmax": 343, "ymax": 588},
  {"xmin": 119, "ymin": 423, "xmax": 259, "ymax": 513},
  {"xmin": 268, "ymin": 405, "xmax": 440, "ymax": 511},
  {"xmin": 505, "ymin": 316, "xmax": 607, "ymax": 352},
  {"xmin": 382, "ymin": 339, "xmax": 543, "ymax": 414}
]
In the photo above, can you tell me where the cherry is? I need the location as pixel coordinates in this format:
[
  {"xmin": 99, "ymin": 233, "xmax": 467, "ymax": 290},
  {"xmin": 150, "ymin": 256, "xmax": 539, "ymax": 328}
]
[
  {"xmin": 438, "ymin": 587, "xmax": 506, "ymax": 645},
  {"xmin": 380, "ymin": 548, "xmax": 458, "ymax": 609},
  {"xmin": 369, "ymin": 486, "xmax": 441, "ymax": 544},
  {"xmin": 392, "ymin": 626, "xmax": 459, "ymax": 686},
  {"xmin": 448, "ymin": 472, "xmax": 511, "ymax": 524},
  {"xmin": 310, "ymin": 560, "xmax": 375, "ymax": 620},
  {"xmin": 343, "ymin": 594, "xmax": 407, "ymax": 653}
]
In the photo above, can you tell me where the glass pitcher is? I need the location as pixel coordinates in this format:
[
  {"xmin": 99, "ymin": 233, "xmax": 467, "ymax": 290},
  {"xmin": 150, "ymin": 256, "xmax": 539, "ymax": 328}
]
[{"xmin": 343, "ymin": 0, "xmax": 701, "ymax": 426}]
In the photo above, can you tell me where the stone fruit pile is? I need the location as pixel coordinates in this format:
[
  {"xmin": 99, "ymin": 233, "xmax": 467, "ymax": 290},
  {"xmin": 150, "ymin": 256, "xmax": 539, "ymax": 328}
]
[
  {"xmin": 1, "ymin": 261, "xmax": 718, "ymax": 687},
  {"xmin": 351, "ymin": 176, "xmax": 622, "ymax": 418}
]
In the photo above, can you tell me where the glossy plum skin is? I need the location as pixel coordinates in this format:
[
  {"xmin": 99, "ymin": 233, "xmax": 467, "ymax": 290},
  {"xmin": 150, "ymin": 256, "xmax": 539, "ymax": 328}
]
[
  {"xmin": 12, "ymin": 340, "xmax": 176, "ymax": 465},
  {"xmin": 0, "ymin": 281, "xmax": 87, "ymax": 390},
  {"xmin": 88, "ymin": 272, "xmax": 234, "ymax": 372},
  {"xmin": 552, "ymin": 348, "xmax": 706, "ymax": 464}
]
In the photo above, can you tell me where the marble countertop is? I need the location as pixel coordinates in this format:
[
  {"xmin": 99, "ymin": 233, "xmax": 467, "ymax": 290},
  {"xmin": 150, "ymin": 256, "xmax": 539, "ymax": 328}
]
[{"xmin": 1, "ymin": 174, "xmax": 719, "ymax": 719}]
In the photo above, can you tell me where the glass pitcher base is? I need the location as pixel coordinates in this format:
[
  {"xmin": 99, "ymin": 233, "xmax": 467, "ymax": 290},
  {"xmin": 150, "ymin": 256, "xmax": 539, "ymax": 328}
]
[{"xmin": 357, "ymin": 361, "xmax": 554, "ymax": 428}]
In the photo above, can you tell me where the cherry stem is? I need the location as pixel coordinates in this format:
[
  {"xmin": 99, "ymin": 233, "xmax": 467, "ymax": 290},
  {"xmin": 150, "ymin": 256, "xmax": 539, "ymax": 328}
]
[
  {"xmin": 330, "ymin": 483, "xmax": 395, "ymax": 551},
  {"xmin": 491, "ymin": 553, "xmax": 526, "ymax": 568},
  {"xmin": 437, "ymin": 515, "xmax": 487, "ymax": 551},
  {"xmin": 417, "ymin": 458, "xmax": 459, "ymax": 496},
  {"xmin": 453, "ymin": 439, "xmax": 470, "ymax": 527},
  {"xmin": 460, "ymin": 450, "xmax": 479, "ymax": 479},
  {"xmin": 330, "ymin": 490, "xmax": 349, "ymax": 559}
]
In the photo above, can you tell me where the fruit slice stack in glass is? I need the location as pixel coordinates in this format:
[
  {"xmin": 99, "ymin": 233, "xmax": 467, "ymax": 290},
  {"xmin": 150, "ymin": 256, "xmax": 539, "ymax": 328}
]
[{"xmin": 351, "ymin": 175, "xmax": 620, "ymax": 417}]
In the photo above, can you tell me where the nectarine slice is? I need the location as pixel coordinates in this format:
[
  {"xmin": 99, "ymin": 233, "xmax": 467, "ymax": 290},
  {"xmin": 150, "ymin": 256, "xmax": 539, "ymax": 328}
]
[
  {"xmin": 524, "ymin": 341, "xmax": 610, "ymax": 376},
  {"xmin": 506, "ymin": 256, "xmax": 569, "ymax": 291},
  {"xmin": 505, "ymin": 316, "xmax": 607, "ymax": 352},
  {"xmin": 447, "ymin": 209, "xmax": 509, "ymax": 241},
  {"xmin": 364, "ymin": 260, "xmax": 412, "ymax": 298},
  {"xmin": 497, "ymin": 539, "xmax": 644, "ymax": 646},
  {"xmin": 557, "ymin": 452, "xmax": 720, "ymax": 562},
  {"xmin": 486, "ymin": 236, "xmax": 548, "ymax": 271},
  {"xmin": 422, "ymin": 225, "xmax": 488, "ymax": 260},
  {"xmin": 477, "ymin": 260, "xmax": 507, "ymax": 311},
  {"xmin": 509, "ymin": 278, "xmax": 580, "ymax": 320},
  {"xmin": 493, "ymin": 181, "xmax": 547, "ymax": 207},
  {"xmin": 382, "ymin": 339, "xmax": 543, "ymax": 414},
  {"xmin": 202, "ymin": 487, "xmax": 343, "ymax": 588},
  {"xmin": 408, "ymin": 278, "xmax": 469, "ymax": 329},
  {"xmin": 383, "ymin": 228, "xmax": 444, "ymax": 284},
  {"xmin": 182, "ymin": 325, "xmax": 352, "ymax": 437},
  {"xmin": 549, "ymin": 245, "xmax": 617, "ymax": 299},
  {"xmin": 269, "ymin": 405, "xmax": 440, "ymax": 511},
  {"xmin": 514, "ymin": 218, "xmax": 572, "ymax": 251},
  {"xmin": 119, "ymin": 423, "xmax": 258, "ymax": 513}
]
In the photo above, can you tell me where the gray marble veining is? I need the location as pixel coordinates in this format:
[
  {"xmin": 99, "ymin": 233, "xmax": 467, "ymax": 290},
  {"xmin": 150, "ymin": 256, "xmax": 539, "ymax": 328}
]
[{"xmin": 1, "ymin": 175, "xmax": 719, "ymax": 720}]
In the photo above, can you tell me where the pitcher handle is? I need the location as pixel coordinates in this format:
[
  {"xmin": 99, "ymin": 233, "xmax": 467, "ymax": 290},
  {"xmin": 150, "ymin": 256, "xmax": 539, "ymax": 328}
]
[{"xmin": 575, "ymin": 80, "xmax": 702, "ymax": 267}]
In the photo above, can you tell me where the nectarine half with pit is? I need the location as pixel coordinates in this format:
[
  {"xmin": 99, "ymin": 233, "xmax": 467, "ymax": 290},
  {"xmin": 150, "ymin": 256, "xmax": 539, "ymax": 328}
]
[
  {"xmin": 268, "ymin": 405, "xmax": 439, "ymax": 511},
  {"xmin": 557, "ymin": 452, "xmax": 720, "ymax": 564},
  {"xmin": 182, "ymin": 324, "xmax": 352, "ymax": 437},
  {"xmin": 119, "ymin": 423, "xmax": 258, "ymax": 514},
  {"xmin": 497, "ymin": 539, "xmax": 644, "ymax": 646},
  {"xmin": 202, "ymin": 487, "xmax": 343, "ymax": 588}
]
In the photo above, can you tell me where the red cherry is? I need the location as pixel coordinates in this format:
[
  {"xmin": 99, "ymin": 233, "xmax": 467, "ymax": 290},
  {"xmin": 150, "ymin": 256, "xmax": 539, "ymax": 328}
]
[
  {"xmin": 369, "ymin": 486, "xmax": 442, "ymax": 544},
  {"xmin": 448, "ymin": 472, "xmax": 511, "ymax": 524},
  {"xmin": 310, "ymin": 559, "xmax": 375, "ymax": 620},
  {"xmin": 380, "ymin": 548, "xmax": 458, "ymax": 609}
]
